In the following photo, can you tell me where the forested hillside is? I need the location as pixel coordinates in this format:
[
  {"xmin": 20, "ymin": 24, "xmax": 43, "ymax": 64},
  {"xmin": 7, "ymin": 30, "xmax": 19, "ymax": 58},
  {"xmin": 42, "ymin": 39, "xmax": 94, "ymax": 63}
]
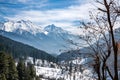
[{"xmin": 0, "ymin": 35, "xmax": 56, "ymax": 62}]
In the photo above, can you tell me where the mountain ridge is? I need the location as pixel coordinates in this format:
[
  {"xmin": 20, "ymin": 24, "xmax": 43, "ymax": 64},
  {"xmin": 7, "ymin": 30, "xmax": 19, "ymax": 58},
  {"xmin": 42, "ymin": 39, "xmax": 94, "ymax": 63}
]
[{"xmin": 0, "ymin": 20, "xmax": 79, "ymax": 55}]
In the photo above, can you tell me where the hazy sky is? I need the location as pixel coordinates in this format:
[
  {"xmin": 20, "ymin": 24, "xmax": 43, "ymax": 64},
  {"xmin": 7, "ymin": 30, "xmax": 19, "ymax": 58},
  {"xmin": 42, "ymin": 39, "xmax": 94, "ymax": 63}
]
[{"xmin": 0, "ymin": 0, "xmax": 94, "ymax": 34}]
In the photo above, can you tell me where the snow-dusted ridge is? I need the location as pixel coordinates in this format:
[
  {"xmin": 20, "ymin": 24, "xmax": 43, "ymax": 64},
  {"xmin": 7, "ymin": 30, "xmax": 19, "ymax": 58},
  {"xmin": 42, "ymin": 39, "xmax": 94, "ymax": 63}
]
[
  {"xmin": 3, "ymin": 20, "xmax": 45, "ymax": 35},
  {"xmin": 0, "ymin": 20, "xmax": 80, "ymax": 55},
  {"xmin": 44, "ymin": 24, "xmax": 68, "ymax": 34},
  {"xmin": 2, "ymin": 20, "xmax": 71, "ymax": 36}
]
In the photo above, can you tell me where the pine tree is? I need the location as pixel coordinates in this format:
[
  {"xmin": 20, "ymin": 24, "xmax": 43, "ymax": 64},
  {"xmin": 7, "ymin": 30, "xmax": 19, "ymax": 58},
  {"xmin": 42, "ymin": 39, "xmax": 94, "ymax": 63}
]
[
  {"xmin": 0, "ymin": 51, "xmax": 18, "ymax": 80},
  {"xmin": 0, "ymin": 52, "xmax": 9, "ymax": 79},
  {"xmin": 24, "ymin": 67, "xmax": 31, "ymax": 80},
  {"xmin": 7, "ymin": 56, "xmax": 18, "ymax": 80},
  {"xmin": 17, "ymin": 60, "xmax": 26, "ymax": 80},
  {"xmin": 26, "ymin": 63, "xmax": 36, "ymax": 80}
]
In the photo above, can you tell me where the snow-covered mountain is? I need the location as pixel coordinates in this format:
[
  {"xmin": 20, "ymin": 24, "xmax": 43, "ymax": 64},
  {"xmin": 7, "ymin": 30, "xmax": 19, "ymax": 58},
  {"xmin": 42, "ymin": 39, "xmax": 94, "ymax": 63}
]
[
  {"xmin": 0, "ymin": 20, "xmax": 79, "ymax": 55},
  {"xmin": 3, "ymin": 20, "xmax": 44, "ymax": 34}
]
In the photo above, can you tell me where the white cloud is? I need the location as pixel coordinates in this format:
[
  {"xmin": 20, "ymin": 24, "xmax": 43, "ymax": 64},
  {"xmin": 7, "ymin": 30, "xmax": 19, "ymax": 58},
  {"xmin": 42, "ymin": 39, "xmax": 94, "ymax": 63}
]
[{"xmin": 5, "ymin": 0, "xmax": 95, "ymax": 34}]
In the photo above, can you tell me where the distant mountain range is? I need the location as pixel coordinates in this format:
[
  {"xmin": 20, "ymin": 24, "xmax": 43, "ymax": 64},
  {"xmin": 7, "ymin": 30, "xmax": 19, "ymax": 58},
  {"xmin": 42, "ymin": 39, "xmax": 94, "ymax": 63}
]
[
  {"xmin": 1, "ymin": 20, "xmax": 120, "ymax": 56},
  {"xmin": 0, "ymin": 20, "xmax": 81, "ymax": 55}
]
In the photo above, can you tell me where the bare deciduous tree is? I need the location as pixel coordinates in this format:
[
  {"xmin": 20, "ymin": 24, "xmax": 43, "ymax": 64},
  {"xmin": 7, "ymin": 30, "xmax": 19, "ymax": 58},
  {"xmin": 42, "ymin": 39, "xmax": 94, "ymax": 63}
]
[{"xmin": 79, "ymin": 0, "xmax": 120, "ymax": 80}]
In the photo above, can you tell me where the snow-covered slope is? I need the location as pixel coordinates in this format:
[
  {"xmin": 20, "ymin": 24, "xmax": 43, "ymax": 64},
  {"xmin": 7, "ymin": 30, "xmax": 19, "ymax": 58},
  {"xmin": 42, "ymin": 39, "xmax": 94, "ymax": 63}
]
[
  {"xmin": 0, "ymin": 20, "xmax": 79, "ymax": 55},
  {"xmin": 25, "ymin": 57, "xmax": 96, "ymax": 80}
]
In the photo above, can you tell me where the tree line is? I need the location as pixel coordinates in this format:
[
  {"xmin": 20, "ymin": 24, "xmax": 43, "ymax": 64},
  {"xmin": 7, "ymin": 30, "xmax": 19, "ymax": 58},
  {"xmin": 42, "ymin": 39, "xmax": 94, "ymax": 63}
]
[{"xmin": 0, "ymin": 51, "xmax": 38, "ymax": 80}]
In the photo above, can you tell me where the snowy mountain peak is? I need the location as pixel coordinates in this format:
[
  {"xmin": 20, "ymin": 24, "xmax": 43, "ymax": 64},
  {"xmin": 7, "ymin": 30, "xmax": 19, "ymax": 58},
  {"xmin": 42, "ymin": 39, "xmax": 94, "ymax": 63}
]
[
  {"xmin": 2, "ymin": 20, "xmax": 44, "ymax": 35},
  {"xmin": 44, "ymin": 24, "xmax": 67, "ymax": 33},
  {"xmin": 0, "ymin": 20, "xmax": 69, "ymax": 35},
  {"xmin": 3, "ymin": 21, "xmax": 15, "ymax": 32},
  {"xmin": 16, "ymin": 20, "xmax": 34, "ymax": 25}
]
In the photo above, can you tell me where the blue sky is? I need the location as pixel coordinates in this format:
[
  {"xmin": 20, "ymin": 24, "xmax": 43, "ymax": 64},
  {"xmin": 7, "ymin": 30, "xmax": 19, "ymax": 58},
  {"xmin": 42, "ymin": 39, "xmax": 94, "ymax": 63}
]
[{"xmin": 0, "ymin": 0, "xmax": 94, "ymax": 34}]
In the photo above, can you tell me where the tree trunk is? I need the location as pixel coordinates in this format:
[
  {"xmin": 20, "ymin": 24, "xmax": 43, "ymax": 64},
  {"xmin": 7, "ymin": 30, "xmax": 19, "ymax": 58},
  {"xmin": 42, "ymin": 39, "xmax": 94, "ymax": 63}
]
[
  {"xmin": 102, "ymin": 61, "xmax": 106, "ymax": 80},
  {"xmin": 103, "ymin": 0, "xmax": 118, "ymax": 79}
]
